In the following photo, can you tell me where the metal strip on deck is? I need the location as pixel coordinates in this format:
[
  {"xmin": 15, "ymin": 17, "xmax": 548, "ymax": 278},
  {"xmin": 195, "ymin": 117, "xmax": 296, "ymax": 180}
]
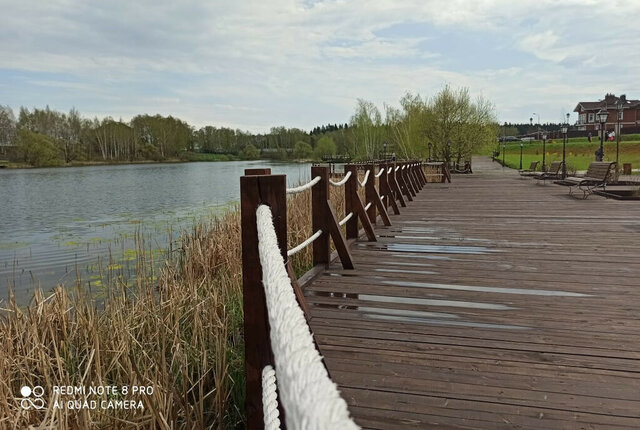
[{"xmin": 304, "ymin": 157, "xmax": 640, "ymax": 430}]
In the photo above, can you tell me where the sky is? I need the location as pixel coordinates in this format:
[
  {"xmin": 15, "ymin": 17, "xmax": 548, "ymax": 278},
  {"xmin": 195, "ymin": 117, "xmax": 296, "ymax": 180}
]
[{"xmin": 1, "ymin": 0, "xmax": 639, "ymax": 133}]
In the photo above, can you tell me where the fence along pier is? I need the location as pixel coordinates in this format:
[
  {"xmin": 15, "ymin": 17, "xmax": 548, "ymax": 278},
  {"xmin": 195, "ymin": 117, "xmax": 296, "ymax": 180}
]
[{"xmin": 240, "ymin": 157, "xmax": 640, "ymax": 429}]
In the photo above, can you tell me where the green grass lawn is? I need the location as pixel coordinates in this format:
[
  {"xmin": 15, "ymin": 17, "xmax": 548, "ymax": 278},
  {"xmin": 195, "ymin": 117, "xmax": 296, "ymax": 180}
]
[{"xmin": 497, "ymin": 134, "xmax": 640, "ymax": 173}]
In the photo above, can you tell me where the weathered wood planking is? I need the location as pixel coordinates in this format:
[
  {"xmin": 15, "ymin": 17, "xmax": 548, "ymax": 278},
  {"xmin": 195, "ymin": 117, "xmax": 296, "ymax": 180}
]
[{"xmin": 304, "ymin": 157, "xmax": 640, "ymax": 429}]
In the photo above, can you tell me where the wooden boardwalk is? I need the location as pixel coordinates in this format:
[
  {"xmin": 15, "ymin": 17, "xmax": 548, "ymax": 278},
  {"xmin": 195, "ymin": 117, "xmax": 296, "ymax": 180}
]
[{"xmin": 304, "ymin": 157, "xmax": 640, "ymax": 429}]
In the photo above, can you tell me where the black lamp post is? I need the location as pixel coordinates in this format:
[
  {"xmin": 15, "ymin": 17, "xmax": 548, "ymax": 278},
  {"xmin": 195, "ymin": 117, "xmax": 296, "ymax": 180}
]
[
  {"xmin": 427, "ymin": 142, "xmax": 432, "ymax": 161},
  {"xmin": 519, "ymin": 142, "xmax": 523, "ymax": 170},
  {"xmin": 561, "ymin": 124, "xmax": 568, "ymax": 179},
  {"xmin": 542, "ymin": 133, "xmax": 547, "ymax": 171},
  {"xmin": 616, "ymin": 102, "xmax": 623, "ymax": 167},
  {"xmin": 596, "ymin": 108, "xmax": 609, "ymax": 161}
]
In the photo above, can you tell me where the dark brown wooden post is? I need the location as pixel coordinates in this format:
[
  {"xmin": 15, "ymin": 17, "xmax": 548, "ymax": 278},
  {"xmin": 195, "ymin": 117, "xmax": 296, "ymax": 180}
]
[
  {"xmin": 404, "ymin": 162, "xmax": 417, "ymax": 196},
  {"xmin": 381, "ymin": 163, "xmax": 400, "ymax": 215},
  {"xmin": 364, "ymin": 163, "xmax": 376, "ymax": 223},
  {"xmin": 417, "ymin": 162, "xmax": 426, "ymax": 186},
  {"xmin": 397, "ymin": 163, "xmax": 413, "ymax": 202},
  {"xmin": 241, "ymin": 172, "xmax": 287, "ymax": 430},
  {"xmin": 312, "ymin": 165, "xmax": 331, "ymax": 268},
  {"xmin": 389, "ymin": 163, "xmax": 407, "ymax": 207},
  {"xmin": 345, "ymin": 164, "xmax": 359, "ymax": 240}
]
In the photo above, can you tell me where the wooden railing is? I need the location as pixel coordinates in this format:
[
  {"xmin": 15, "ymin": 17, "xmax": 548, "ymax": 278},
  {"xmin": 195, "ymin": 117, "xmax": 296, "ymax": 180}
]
[{"xmin": 239, "ymin": 160, "xmax": 436, "ymax": 429}]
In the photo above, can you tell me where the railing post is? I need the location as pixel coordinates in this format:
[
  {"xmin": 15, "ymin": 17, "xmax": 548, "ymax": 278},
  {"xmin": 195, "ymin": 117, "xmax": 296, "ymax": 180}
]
[
  {"xmin": 240, "ymin": 171, "xmax": 287, "ymax": 430},
  {"xmin": 345, "ymin": 164, "xmax": 359, "ymax": 240},
  {"xmin": 312, "ymin": 165, "xmax": 331, "ymax": 267},
  {"xmin": 364, "ymin": 163, "xmax": 376, "ymax": 223}
]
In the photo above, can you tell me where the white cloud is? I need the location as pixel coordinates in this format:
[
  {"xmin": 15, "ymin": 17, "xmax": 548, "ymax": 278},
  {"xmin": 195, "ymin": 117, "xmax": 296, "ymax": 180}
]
[{"xmin": 0, "ymin": 0, "xmax": 639, "ymax": 130}]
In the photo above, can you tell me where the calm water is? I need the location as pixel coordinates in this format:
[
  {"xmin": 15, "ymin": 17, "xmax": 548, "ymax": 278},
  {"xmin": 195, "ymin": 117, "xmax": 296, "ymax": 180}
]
[{"xmin": 0, "ymin": 161, "xmax": 311, "ymax": 303}]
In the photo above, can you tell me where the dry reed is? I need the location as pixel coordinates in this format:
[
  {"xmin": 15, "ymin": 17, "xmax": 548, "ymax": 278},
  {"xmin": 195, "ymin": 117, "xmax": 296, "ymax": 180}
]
[{"xmin": 0, "ymin": 180, "xmax": 347, "ymax": 429}]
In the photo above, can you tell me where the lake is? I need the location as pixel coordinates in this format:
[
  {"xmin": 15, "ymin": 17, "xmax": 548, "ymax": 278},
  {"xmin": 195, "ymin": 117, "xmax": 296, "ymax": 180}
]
[{"xmin": 0, "ymin": 160, "xmax": 311, "ymax": 303}]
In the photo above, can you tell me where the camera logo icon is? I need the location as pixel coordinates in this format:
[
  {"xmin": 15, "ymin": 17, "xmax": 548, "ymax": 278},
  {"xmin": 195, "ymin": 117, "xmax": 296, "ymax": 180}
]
[{"xmin": 20, "ymin": 386, "xmax": 45, "ymax": 410}]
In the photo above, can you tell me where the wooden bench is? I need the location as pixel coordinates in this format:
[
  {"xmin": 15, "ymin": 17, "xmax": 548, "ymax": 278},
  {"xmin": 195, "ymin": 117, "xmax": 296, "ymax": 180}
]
[
  {"xmin": 554, "ymin": 161, "xmax": 616, "ymax": 199},
  {"xmin": 519, "ymin": 161, "xmax": 539, "ymax": 177},
  {"xmin": 533, "ymin": 161, "xmax": 564, "ymax": 184}
]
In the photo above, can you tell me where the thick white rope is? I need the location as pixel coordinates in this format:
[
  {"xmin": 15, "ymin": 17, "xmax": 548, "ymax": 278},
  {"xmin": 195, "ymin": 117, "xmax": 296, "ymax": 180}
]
[
  {"xmin": 287, "ymin": 229, "xmax": 322, "ymax": 257},
  {"xmin": 380, "ymin": 195, "xmax": 386, "ymax": 200},
  {"xmin": 256, "ymin": 205, "xmax": 360, "ymax": 430},
  {"xmin": 358, "ymin": 170, "xmax": 371, "ymax": 187},
  {"xmin": 394, "ymin": 166, "xmax": 400, "ymax": 172},
  {"xmin": 375, "ymin": 169, "xmax": 384, "ymax": 178},
  {"xmin": 338, "ymin": 212, "xmax": 353, "ymax": 226},
  {"xmin": 262, "ymin": 365, "xmax": 281, "ymax": 430},
  {"xmin": 364, "ymin": 202, "xmax": 372, "ymax": 211},
  {"xmin": 387, "ymin": 167, "xmax": 392, "ymax": 174},
  {"xmin": 286, "ymin": 176, "xmax": 321, "ymax": 194},
  {"xmin": 329, "ymin": 171, "xmax": 352, "ymax": 187}
]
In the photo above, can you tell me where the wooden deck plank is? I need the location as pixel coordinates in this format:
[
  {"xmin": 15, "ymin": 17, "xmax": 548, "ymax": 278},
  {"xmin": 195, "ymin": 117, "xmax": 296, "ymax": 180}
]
[{"xmin": 304, "ymin": 157, "xmax": 640, "ymax": 429}]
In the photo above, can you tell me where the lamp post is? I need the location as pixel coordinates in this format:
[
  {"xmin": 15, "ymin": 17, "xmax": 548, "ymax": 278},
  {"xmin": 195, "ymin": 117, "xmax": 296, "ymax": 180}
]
[
  {"xmin": 616, "ymin": 102, "xmax": 623, "ymax": 167},
  {"xmin": 542, "ymin": 133, "xmax": 547, "ymax": 171},
  {"xmin": 427, "ymin": 142, "xmax": 432, "ymax": 161},
  {"xmin": 533, "ymin": 113, "xmax": 540, "ymax": 140},
  {"xmin": 596, "ymin": 108, "xmax": 609, "ymax": 161},
  {"xmin": 519, "ymin": 142, "xmax": 523, "ymax": 170},
  {"xmin": 561, "ymin": 124, "xmax": 568, "ymax": 179}
]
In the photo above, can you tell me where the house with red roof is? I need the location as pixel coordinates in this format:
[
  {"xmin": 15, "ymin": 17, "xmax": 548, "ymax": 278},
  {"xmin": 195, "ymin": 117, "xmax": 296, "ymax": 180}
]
[{"xmin": 574, "ymin": 93, "xmax": 640, "ymax": 132}]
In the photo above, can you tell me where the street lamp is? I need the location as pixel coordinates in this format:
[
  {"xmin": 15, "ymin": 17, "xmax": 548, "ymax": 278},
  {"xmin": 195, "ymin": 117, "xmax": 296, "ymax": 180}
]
[
  {"xmin": 542, "ymin": 133, "xmax": 547, "ymax": 171},
  {"xmin": 533, "ymin": 113, "xmax": 541, "ymax": 140},
  {"xmin": 616, "ymin": 102, "xmax": 623, "ymax": 166},
  {"xmin": 596, "ymin": 108, "xmax": 609, "ymax": 161},
  {"xmin": 519, "ymin": 142, "xmax": 523, "ymax": 170},
  {"xmin": 427, "ymin": 142, "xmax": 432, "ymax": 161},
  {"xmin": 561, "ymin": 124, "xmax": 568, "ymax": 179}
]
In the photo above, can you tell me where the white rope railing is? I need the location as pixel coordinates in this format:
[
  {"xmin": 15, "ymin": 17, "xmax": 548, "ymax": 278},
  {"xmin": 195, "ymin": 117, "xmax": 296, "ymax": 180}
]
[
  {"xmin": 395, "ymin": 166, "xmax": 400, "ymax": 172},
  {"xmin": 329, "ymin": 170, "xmax": 352, "ymax": 187},
  {"xmin": 262, "ymin": 365, "xmax": 281, "ymax": 430},
  {"xmin": 375, "ymin": 169, "xmax": 384, "ymax": 178},
  {"xmin": 286, "ymin": 176, "xmax": 321, "ymax": 194},
  {"xmin": 287, "ymin": 229, "xmax": 322, "ymax": 257},
  {"xmin": 380, "ymin": 195, "xmax": 386, "ymax": 200},
  {"xmin": 387, "ymin": 167, "xmax": 392, "ymax": 174},
  {"xmin": 256, "ymin": 205, "xmax": 360, "ymax": 430},
  {"xmin": 358, "ymin": 170, "xmax": 371, "ymax": 187},
  {"xmin": 364, "ymin": 202, "xmax": 372, "ymax": 211},
  {"xmin": 338, "ymin": 212, "xmax": 353, "ymax": 226}
]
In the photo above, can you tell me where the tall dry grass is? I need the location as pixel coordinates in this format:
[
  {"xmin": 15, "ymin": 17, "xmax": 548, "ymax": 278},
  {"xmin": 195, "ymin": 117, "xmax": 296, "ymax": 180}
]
[{"xmin": 0, "ymin": 180, "xmax": 347, "ymax": 429}]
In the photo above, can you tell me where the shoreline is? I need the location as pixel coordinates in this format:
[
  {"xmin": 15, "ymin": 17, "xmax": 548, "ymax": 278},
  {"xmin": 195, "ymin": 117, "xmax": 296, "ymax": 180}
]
[{"xmin": 0, "ymin": 154, "xmax": 315, "ymax": 170}]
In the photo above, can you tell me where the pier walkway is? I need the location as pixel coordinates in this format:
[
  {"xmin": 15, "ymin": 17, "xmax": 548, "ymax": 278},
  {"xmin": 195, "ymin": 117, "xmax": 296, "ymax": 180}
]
[{"xmin": 304, "ymin": 157, "xmax": 640, "ymax": 429}]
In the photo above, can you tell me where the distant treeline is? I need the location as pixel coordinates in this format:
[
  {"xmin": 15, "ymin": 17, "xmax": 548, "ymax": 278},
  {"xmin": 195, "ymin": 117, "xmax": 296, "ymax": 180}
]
[
  {"xmin": 499, "ymin": 122, "xmax": 572, "ymax": 137},
  {"xmin": 0, "ymin": 86, "xmax": 499, "ymax": 167}
]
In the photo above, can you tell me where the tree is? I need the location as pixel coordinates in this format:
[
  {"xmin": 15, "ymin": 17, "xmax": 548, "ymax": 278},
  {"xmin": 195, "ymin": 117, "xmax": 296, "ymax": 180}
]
[
  {"xmin": 313, "ymin": 135, "xmax": 336, "ymax": 160},
  {"xmin": 240, "ymin": 143, "xmax": 260, "ymax": 160},
  {"xmin": 349, "ymin": 99, "xmax": 384, "ymax": 159},
  {"xmin": 17, "ymin": 129, "xmax": 62, "ymax": 167},
  {"xmin": 0, "ymin": 105, "xmax": 16, "ymax": 148},
  {"xmin": 293, "ymin": 141, "xmax": 313, "ymax": 159}
]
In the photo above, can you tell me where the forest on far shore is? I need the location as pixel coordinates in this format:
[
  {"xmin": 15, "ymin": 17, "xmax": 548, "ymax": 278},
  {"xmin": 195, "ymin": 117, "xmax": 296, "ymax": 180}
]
[{"xmin": 0, "ymin": 85, "xmax": 499, "ymax": 167}]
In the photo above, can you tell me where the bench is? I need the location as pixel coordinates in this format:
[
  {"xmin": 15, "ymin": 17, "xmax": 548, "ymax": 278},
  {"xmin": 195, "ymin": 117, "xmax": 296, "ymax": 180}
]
[
  {"xmin": 533, "ymin": 161, "xmax": 564, "ymax": 184},
  {"xmin": 519, "ymin": 161, "xmax": 539, "ymax": 177},
  {"xmin": 554, "ymin": 161, "xmax": 616, "ymax": 199}
]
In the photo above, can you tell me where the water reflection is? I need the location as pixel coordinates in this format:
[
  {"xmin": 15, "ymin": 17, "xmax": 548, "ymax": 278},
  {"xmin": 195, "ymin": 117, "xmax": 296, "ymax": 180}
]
[{"xmin": 0, "ymin": 161, "xmax": 311, "ymax": 302}]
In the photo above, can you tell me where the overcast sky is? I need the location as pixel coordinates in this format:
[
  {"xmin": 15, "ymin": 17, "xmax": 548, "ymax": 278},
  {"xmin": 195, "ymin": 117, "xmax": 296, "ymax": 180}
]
[{"xmin": 1, "ymin": 0, "xmax": 639, "ymax": 132}]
